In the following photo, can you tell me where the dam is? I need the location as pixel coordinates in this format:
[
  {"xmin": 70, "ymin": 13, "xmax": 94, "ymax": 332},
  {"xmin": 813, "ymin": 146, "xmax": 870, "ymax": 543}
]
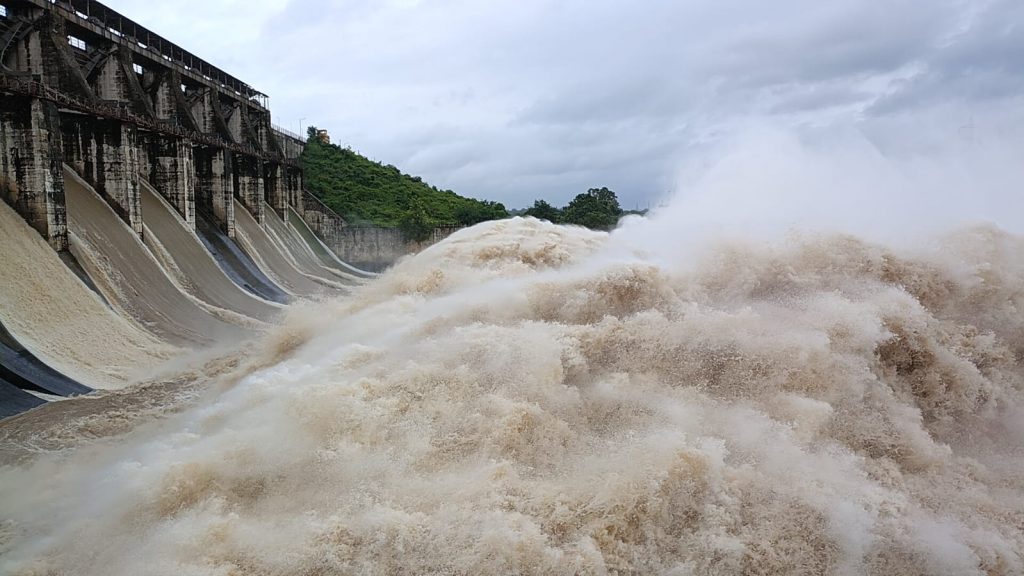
[
  {"xmin": 0, "ymin": 0, "xmax": 370, "ymax": 417},
  {"xmin": 2, "ymin": 2, "xmax": 1023, "ymax": 573}
]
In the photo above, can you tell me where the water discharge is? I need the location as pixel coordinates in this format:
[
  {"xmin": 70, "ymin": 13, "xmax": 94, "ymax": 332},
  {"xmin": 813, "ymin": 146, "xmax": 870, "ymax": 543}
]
[
  {"xmin": 139, "ymin": 181, "xmax": 284, "ymax": 324},
  {"xmin": 63, "ymin": 167, "xmax": 254, "ymax": 347},
  {"xmin": 2, "ymin": 126, "xmax": 1023, "ymax": 574},
  {"xmin": 193, "ymin": 209, "xmax": 291, "ymax": 305},
  {"xmin": 261, "ymin": 203, "xmax": 356, "ymax": 289},
  {"xmin": 0, "ymin": 199, "xmax": 179, "ymax": 389},
  {"xmin": 287, "ymin": 206, "xmax": 377, "ymax": 279},
  {"xmin": 232, "ymin": 199, "xmax": 334, "ymax": 298},
  {"xmin": 1, "ymin": 209, "xmax": 1022, "ymax": 573}
]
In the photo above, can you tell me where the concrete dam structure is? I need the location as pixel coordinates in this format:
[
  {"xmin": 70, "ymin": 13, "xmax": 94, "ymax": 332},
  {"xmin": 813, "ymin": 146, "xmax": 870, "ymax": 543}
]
[
  {"xmin": 0, "ymin": 0, "xmax": 307, "ymax": 247},
  {"xmin": 0, "ymin": 0, "xmax": 373, "ymax": 418}
]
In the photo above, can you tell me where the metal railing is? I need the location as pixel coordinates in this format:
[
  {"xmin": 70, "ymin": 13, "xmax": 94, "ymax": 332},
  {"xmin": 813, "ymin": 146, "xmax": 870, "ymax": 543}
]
[
  {"xmin": 302, "ymin": 189, "xmax": 347, "ymax": 227},
  {"xmin": 272, "ymin": 123, "xmax": 304, "ymax": 143},
  {"xmin": 0, "ymin": 72, "xmax": 298, "ymax": 166}
]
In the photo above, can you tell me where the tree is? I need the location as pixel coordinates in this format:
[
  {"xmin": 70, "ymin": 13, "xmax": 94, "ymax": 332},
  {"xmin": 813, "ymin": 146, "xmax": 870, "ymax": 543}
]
[
  {"xmin": 454, "ymin": 200, "xmax": 508, "ymax": 226},
  {"xmin": 561, "ymin": 187, "xmax": 622, "ymax": 230},
  {"xmin": 399, "ymin": 203, "xmax": 433, "ymax": 243},
  {"xmin": 524, "ymin": 199, "xmax": 562, "ymax": 223}
]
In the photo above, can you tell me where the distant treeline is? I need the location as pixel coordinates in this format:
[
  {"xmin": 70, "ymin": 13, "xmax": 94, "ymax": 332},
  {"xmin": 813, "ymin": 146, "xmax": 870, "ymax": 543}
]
[
  {"xmin": 521, "ymin": 187, "xmax": 645, "ymax": 230},
  {"xmin": 300, "ymin": 126, "xmax": 642, "ymax": 238},
  {"xmin": 300, "ymin": 127, "xmax": 507, "ymax": 241}
]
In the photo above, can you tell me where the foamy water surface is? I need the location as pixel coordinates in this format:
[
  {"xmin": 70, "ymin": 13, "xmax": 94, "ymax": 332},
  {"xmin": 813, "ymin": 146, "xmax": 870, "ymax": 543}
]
[{"xmin": 1, "ymin": 212, "xmax": 1022, "ymax": 575}]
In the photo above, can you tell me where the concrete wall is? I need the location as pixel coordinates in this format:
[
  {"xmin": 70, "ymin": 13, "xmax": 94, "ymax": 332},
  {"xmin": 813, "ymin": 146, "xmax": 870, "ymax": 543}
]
[
  {"xmin": 151, "ymin": 70, "xmax": 200, "ymax": 132},
  {"xmin": 301, "ymin": 191, "xmax": 459, "ymax": 271},
  {"xmin": 330, "ymin": 226, "xmax": 461, "ymax": 272},
  {"xmin": 274, "ymin": 133, "xmax": 305, "ymax": 160},
  {"xmin": 93, "ymin": 47, "xmax": 153, "ymax": 116},
  {"xmin": 280, "ymin": 137, "xmax": 304, "ymax": 160},
  {"xmin": 34, "ymin": 14, "xmax": 94, "ymax": 100}
]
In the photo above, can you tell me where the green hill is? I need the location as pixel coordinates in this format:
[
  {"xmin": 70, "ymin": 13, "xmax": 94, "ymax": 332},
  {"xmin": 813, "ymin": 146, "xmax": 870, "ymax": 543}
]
[{"xmin": 300, "ymin": 128, "xmax": 507, "ymax": 234}]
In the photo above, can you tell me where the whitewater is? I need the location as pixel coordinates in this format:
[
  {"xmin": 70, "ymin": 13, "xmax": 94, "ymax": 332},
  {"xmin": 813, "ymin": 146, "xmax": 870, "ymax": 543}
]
[{"xmin": 1, "ymin": 134, "xmax": 1022, "ymax": 575}]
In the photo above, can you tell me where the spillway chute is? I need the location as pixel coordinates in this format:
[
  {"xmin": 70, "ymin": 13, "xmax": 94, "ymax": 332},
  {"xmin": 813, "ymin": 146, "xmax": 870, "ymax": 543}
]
[
  {"xmin": 232, "ymin": 199, "xmax": 335, "ymax": 298},
  {"xmin": 0, "ymin": 379, "xmax": 45, "ymax": 420},
  {"xmin": 0, "ymin": 197, "xmax": 180, "ymax": 390},
  {"xmin": 261, "ymin": 203, "xmax": 354, "ymax": 290},
  {"xmin": 193, "ymin": 209, "xmax": 292, "ymax": 305},
  {"xmin": 139, "ymin": 180, "xmax": 283, "ymax": 325},
  {"xmin": 0, "ymin": 323, "xmax": 91, "ymax": 398},
  {"xmin": 63, "ymin": 166, "xmax": 254, "ymax": 348}
]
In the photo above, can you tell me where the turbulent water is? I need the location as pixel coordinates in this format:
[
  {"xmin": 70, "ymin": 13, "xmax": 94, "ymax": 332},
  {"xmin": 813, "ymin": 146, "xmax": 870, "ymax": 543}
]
[{"xmin": 1, "ymin": 214, "xmax": 1021, "ymax": 575}]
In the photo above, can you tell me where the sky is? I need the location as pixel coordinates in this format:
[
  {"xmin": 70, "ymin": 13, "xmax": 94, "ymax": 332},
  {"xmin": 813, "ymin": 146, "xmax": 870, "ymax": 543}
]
[{"xmin": 103, "ymin": 0, "xmax": 1024, "ymax": 210}]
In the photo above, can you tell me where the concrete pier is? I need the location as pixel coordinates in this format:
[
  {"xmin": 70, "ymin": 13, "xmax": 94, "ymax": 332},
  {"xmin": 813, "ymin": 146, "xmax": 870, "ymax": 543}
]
[
  {"xmin": 152, "ymin": 70, "xmax": 200, "ymax": 132},
  {"xmin": 0, "ymin": 94, "xmax": 67, "ymax": 250},
  {"xmin": 92, "ymin": 47, "xmax": 153, "ymax": 116},
  {"xmin": 145, "ymin": 134, "xmax": 195, "ymax": 225},
  {"xmin": 272, "ymin": 129, "xmax": 306, "ymax": 218},
  {"xmin": 194, "ymin": 146, "xmax": 235, "ymax": 237},
  {"xmin": 233, "ymin": 153, "xmax": 264, "ymax": 224},
  {"xmin": 34, "ymin": 12, "xmax": 94, "ymax": 100},
  {"xmin": 61, "ymin": 115, "xmax": 142, "ymax": 235},
  {"xmin": 284, "ymin": 166, "xmax": 304, "ymax": 216},
  {"xmin": 264, "ymin": 162, "xmax": 286, "ymax": 220},
  {"xmin": 189, "ymin": 88, "xmax": 233, "ymax": 140}
]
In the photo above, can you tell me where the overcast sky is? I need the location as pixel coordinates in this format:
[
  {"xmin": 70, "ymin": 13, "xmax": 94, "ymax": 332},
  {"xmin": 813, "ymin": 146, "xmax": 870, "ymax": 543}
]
[{"xmin": 104, "ymin": 0, "xmax": 1023, "ymax": 210}]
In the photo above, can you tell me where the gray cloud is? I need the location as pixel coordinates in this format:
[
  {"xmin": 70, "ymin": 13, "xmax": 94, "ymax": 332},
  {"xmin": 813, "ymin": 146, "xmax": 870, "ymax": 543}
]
[
  {"xmin": 106, "ymin": 0, "xmax": 1024, "ymax": 208},
  {"xmin": 869, "ymin": 0, "xmax": 1024, "ymax": 114}
]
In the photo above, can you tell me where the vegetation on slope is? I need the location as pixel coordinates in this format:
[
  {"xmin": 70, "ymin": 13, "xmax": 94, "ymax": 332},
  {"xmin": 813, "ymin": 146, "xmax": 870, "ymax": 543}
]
[{"xmin": 300, "ymin": 127, "xmax": 507, "ymax": 238}]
